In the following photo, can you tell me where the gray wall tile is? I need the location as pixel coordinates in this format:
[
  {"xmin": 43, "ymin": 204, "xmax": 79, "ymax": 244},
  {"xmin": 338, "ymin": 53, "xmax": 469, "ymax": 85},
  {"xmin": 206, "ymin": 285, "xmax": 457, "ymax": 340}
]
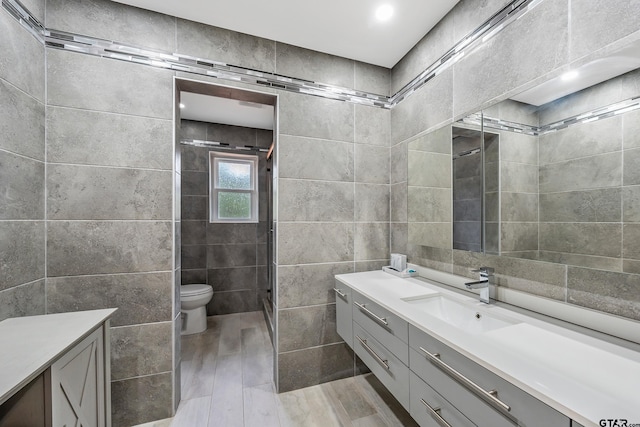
[
  {"xmin": 623, "ymin": 186, "xmax": 640, "ymax": 222},
  {"xmin": 500, "ymin": 222, "xmax": 539, "ymax": 252},
  {"xmin": 207, "ymin": 223, "xmax": 257, "ymax": 244},
  {"xmin": 0, "ymin": 221, "xmax": 45, "ymax": 291},
  {"xmin": 111, "ymin": 373, "xmax": 173, "ymax": 427},
  {"xmin": 46, "ymin": 0, "xmax": 176, "ymax": 51},
  {"xmin": 540, "ymin": 152, "xmax": 622, "ymax": 193},
  {"xmin": 207, "ymin": 244, "xmax": 257, "ymax": 268},
  {"xmin": 278, "ymin": 135, "xmax": 354, "ymax": 182},
  {"xmin": 498, "ymin": 132, "xmax": 537, "ymax": 164},
  {"xmin": 355, "ymin": 223, "xmax": 390, "ymax": 261},
  {"xmin": 539, "ymin": 223, "xmax": 622, "ymax": 258},
  {"xmin": 47, "ymin": 49, "xmax": 173, "ymax": 119},
  {"xmin": 180, "ymin": 120, "xmax": 207, "ymax": 142},
  {"xmin": 539, "ymin": 116, "xmax": 622, "ymax": 165},
  {"xmin": 180, "ymin": 144, "xmax": 209, "ymax": 172},
  {"xmin": 408, "ymin": 187, "xmax": 450, "ymax": 223},
  {"xmin": 567, "ymin": 267, "xmax": 640, "ymax": 321},
  {"xmin": 47, "ymin": 107, "xmax": 172, "ymax": 169},
  {"xmin": 407, "ymin": 125, "xmax": 451, "ymax": 153},
  {"xmin": 46, "ymin": 272, "xmax": 172, "ymax": 327},
  {"xmin": 177, "ymin": 18, "xmax": 276, "ymax": 72},
  {"xmin": 277, "ymin": 343, "xmax": 354, "ymax": 392},
  {"xmin": 623, "ymin": 109, "xmax": 640, "ymax": 149},
  {"xmin": 624, "ymin": 148, "xmax": 640, "ymax": 185},
  {"xmin": 355, "ymin": 184, "xmax": 389, "ymax": 222},
  {"xmin": 47, "ymin": 164, "xmax": 172, "ymax": 220},
  {"xmin": 390, "ymin": 141, "xmax": 407, "ymax": 184},
  {"xmin": 355, "ymin": 144, "xmax": 389, "ymax": 184},
  {"xmin": 181, "ymin": 221, "xmax": 206, "ymax": 245},
  {"xmin": 391, "ymin": 183, "xmax": 407, "ymax": 223},
  {"xmin": 0, "ymin": 10, "xmax": 44, "ymax": 101},
  {"xmin": 390, "ymin": 223, "xmax": 408, "ymax": 253},
  {"xmin": 407, "ymin": 152, "xmax": 451, "ymax": 188},
  {"xmin": 0, "ymin": 150, "xmax": 44, "ymax": 220},
  {"xmin": 355, "ymin": 105, "xmax": 390, "ymax": 147},
  {"xmin": 355, "ymin": 62, "xmax": 390, "ymax": 96},
  {"xmin": 0, "ymin": 280, "xmax": 45, "ymax": 322},
  {"xmin": 181, "ymin": 268, "xmax": 207, "ymax": 284},
  {"xmin": 276, "ymin": 43, "xmax": 354, "ymax": 88},
  {"xmin": 538, "ymin": 251, "xmax": 622, "ymax": 272},
  {"xmin": 206, "ymin": 123, "xmax": 258, "ymax": 147},
  {"xmin": 278, "ymin": 304, "xmax": 341, "ymax": 352},
  {"xmin": 278, "ymin": 179, "xmax": 354, "ymax": 222},
  {"xmin": 279, "ymin": 91, "xmax": 354, "ymax": 141},
  {"xmin": 207, "ymin": 267, "xmax": 256, "ymax": 291},
  {"xmin": 278, "ymin": 223, "xmax": 353, "ymax": 265},
  {"xmin": 570, "ymin": 0, "xmax": 640, "ymax": 61},
  {"xmin": 182, "ymin": 245, "xmax": 206, "ymax": 270},
  {"xmin": 47, "ymin": 221, "xmax": 172, "ymax": 276},
  {"xmin": 453, "ymin": 0, "xmax": 568, "ymax": 117},
  {"xmin": 501, "ymin": 193, "xmax": 539, "ymax": 222},
  {"xmin": 182, "ymin": 196, "xmax": 207, "ymax": 220},
  {"xmin": 623, "ymin": 224, "xmax": 640, "ymax": 260},
  {"xmin": 391, "ymin": 70, "xmax": 453, "ymax": 143},
  {"xmin": 182, "ymin": 171, "xmax": 208, "ymax": 196},
  {"xmin": 502, "ymin": 162, "xmax": 538, "ymax": 193},
  {"xmin": 0, "ymin": 80, "xmax": 44, "ymax": 161},
  {"xmin": 111, "ymin": 322, "xmax": 173, "ymax": 380},
  {"xmin": 277, "ymin": 262, "xmax": 354, "ymax": 309},
  {"xmin": 452, "ymin": 0, "xmax": 514, "ymax": 43},
  {"xmin": 22, "ymin": 0, "xmax": 44, "ymax": 22},
  {"xmin": 540, "ymin": 189, "xmax": 621, "ymax": 222},
  {"xmin": 408, "ymin": 222, "xmax": 451, "ymax": 249}
]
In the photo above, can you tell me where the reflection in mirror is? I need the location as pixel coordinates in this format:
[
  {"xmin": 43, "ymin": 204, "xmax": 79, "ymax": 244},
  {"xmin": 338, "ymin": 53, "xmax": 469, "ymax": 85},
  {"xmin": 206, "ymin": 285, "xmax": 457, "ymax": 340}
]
[
  {"xmin": 407, "ymin": 40, "xmax": 640, "ymax": 273},
  {"xmin": 451, "ymin": 125, "xmax": 499, "ymax": 254}
]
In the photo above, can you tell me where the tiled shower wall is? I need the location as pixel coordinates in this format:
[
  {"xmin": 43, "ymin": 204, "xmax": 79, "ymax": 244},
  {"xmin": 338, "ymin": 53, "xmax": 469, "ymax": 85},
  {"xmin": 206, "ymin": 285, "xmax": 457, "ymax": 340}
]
[
  {"xmin": 392, "ymin": 0, "xmax": 640, "ymax": 320},
  {"xmin": 0, "ymin": 1, "xmax": 45, "ymax": 321},
  {"xmin": 180, "ymin": 120, "xmax": 271, "ymax": 315}
]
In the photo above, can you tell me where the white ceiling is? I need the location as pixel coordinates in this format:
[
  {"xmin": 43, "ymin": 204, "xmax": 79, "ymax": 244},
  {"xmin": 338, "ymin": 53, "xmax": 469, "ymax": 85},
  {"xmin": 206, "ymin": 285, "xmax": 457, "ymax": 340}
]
[
  {"xmin": 111, "ymin": 0, "xmax": 459, "ymax": 68},
  {"xmin": 180, "ymin": 92, "xmax": 275, "ymax": 130}
]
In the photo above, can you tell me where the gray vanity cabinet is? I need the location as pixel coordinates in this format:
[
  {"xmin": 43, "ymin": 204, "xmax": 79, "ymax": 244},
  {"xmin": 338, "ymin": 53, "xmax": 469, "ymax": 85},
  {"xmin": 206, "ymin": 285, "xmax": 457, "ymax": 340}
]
[
  {"xmin": 410, "ymin": 371, "xmax": 477, "ymax": 427},
  {"xmin": 353, "ymin": 323, "xmax": 410, "ymax": 410},
  {"xmin": 351, "ymin": 290, "xmax": 409, "ymax": 363},
  {"xmin": 334, "ymin": 283, "xmax": 353, "ymax": 348},
  {"xmin": 409, "ymin": 325, "xmax": 570, "ymax": 427},
  {"xmin": 51, "ymin": 326, "xmax": 107, "ymax": 427}
]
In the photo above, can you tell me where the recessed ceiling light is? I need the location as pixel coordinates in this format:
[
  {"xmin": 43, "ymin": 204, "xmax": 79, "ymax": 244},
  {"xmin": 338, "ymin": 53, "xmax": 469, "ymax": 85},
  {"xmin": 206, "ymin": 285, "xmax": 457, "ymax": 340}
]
[
  {"xmin": 376, "ymin": 4, "xmax": 394, "ymax": 22},
  {"xmin": 561, "ymin": 70, "xmax": 579, "ymax": 81},
  {"xmin": 179, "ymin": 103, "xmax": 185, "ymax": 109}
]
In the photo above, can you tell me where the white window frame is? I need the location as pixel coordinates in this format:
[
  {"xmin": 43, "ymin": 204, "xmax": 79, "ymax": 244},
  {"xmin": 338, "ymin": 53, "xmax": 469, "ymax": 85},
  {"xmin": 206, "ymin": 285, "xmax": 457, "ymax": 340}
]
[{"xmin": 209, "ymin": 152, "xmax": 259, "ymax": 223}]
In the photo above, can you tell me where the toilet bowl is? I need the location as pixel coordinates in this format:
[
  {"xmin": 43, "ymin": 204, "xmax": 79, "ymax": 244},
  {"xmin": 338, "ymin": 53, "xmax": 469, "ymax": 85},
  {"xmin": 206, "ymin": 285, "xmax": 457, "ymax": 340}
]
[{"xmin": 180, "ymin": 284, "xmax": 214, "ymax": 335}]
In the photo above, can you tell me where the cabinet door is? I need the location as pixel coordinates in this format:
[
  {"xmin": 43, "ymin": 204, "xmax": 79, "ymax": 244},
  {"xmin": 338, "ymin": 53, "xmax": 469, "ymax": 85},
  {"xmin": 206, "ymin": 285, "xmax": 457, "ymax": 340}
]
[
  {"xmin": 334, "ymin": 281, "xmax": 353, "ymax": 348},
  {"xmin": 50, "ymin": 327, "xmax": 105, "ymax": 427}
]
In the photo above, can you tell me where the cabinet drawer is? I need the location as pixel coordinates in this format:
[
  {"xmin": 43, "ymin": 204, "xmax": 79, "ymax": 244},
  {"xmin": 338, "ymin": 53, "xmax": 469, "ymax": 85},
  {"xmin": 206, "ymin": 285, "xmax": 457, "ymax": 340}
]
[
  {"xmin": 353, "ymin": 323, "xmax": 410, "ymax": 411},
  {"xmin": 410, "ymin": 371, "xmax": 477, "ymax": 427},
  {"xmin": 352, "ymin": 290, "xmax": 409, "ymax": 364},
  {"xmin": 409, "ymin": 326, "xmax": 570, "ymax": 427},
  {"xmin": 334, "ymin": 282, "xmax": 353, "ymax": 348}
]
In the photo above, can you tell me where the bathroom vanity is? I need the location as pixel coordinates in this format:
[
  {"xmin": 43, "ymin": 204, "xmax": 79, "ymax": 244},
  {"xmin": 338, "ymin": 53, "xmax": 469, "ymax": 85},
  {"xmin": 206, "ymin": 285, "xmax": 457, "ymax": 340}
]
[
  {"xmin": 0, "ymin": 309, "xmax": 116, "ymax": 427},
  {"xmin": 335, "ymin": 270, "xmax": 640, "ymax": 427}
]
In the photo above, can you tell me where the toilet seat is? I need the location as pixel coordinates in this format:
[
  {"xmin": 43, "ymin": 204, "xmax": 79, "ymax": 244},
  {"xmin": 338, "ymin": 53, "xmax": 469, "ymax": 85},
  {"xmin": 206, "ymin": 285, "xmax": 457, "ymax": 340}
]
[{"xmin": 181, "ymin": 284, "xmax": 212, "ymax": 297}]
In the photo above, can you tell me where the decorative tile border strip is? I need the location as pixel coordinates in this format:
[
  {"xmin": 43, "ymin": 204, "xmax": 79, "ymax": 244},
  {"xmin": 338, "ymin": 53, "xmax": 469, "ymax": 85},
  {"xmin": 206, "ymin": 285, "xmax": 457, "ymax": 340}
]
[
  {"xmin": 464, "ymin": 96, "xmax": 640, "ymax": 136},
  {"xmin": 2, "ymin": 0, "xmax": 538, "ymax": 109},
  {"xmin": 180, "ymin": 139, "xmax": 269, "ymax": 153}
]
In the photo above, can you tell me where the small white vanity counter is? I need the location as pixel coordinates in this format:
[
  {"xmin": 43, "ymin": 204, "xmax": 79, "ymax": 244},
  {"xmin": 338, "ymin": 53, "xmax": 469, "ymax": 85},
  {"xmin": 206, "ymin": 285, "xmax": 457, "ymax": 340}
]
[
  {"xmin": 336, "ymin": 271, "xmax": 640, "ymax": 427},
  {"xmin": 0, "ymin": 309, "xmax": 116, "ymax": 407}
]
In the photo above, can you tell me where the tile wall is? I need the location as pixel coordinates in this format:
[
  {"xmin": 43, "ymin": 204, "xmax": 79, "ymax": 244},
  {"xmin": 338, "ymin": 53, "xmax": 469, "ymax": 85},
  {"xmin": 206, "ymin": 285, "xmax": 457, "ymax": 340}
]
[
  {"xmin": 180, "ymin": 120, "xmax": 272, "ymax": 315},
  {"xmin": 0, "ymin": 0, "xmax": 45, "ymax": 321}
]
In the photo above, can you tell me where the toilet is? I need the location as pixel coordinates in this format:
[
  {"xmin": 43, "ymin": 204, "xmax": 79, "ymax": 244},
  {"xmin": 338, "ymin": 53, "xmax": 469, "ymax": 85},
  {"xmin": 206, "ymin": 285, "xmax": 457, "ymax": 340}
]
[{"xmin": 180, "ymin": 284, "xmax": 214, "ymax": 335}]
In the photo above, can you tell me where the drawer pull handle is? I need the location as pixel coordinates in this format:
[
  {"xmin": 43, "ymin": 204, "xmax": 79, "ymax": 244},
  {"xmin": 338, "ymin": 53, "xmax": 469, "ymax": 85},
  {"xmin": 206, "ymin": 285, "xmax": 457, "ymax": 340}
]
[
  {"xmin": 356, "ymin": 335, "xmax": 390, "ymax": 370},
  {"xmin": 420, "ymin": 399, "xmax": 452, "ymax": 427},
  {"xmin": 354, "ymin": 301, "xmax": 389, "ymax": 326},
  {"xmin": 333, "ymin": 288, "xmax": 348, "ymax": 299},
  {"xmin": 419, "ymin": 346, "xmax": 511, "ymax": 413}
]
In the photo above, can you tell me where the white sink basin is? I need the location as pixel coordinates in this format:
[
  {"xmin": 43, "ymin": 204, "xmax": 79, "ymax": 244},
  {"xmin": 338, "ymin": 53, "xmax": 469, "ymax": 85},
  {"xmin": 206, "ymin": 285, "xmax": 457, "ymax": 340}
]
[{"xmin": 403, "ymin": 295, "xmax": 519, "ymax": 334}]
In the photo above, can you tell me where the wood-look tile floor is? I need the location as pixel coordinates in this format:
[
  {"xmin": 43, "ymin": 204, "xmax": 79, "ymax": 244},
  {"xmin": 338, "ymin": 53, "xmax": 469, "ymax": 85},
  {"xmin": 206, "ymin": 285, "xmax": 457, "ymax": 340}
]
[{"xmin": 157, "ymin": 311, "xmax": 418, "ymax": 427}]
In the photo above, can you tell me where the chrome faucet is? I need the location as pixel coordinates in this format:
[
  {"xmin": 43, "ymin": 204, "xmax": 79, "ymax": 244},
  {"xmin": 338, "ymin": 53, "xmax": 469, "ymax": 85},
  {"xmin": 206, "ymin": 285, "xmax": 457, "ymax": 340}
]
[{"xmin": 465, "ymin": 267, "xmax": 495, "ymax": 304}]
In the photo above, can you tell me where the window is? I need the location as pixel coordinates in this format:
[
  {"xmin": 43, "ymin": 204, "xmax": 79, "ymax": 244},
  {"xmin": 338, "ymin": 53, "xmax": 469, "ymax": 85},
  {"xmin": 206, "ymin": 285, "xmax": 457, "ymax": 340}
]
[{"xmin": 209, "ymin": 152, "xmax": 258, "ymax": 223}]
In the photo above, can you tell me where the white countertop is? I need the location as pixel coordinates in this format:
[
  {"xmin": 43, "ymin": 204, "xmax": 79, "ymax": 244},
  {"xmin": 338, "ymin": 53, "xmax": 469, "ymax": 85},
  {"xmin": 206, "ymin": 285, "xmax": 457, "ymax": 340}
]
[
  {"xmin": 0, "ymin": 309, "xmax": 116, "ymax": 405},
  {"xmin": 336, "ymin": 271, "xmax": 640, "ymax": 427}
]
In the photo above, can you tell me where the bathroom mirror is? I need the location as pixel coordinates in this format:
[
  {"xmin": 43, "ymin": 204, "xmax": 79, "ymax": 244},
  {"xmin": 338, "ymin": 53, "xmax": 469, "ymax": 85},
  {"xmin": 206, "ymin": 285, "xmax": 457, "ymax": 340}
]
[{"xmin": 408, "ymin": 40, "xmax": 640, "ymax": 273}]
